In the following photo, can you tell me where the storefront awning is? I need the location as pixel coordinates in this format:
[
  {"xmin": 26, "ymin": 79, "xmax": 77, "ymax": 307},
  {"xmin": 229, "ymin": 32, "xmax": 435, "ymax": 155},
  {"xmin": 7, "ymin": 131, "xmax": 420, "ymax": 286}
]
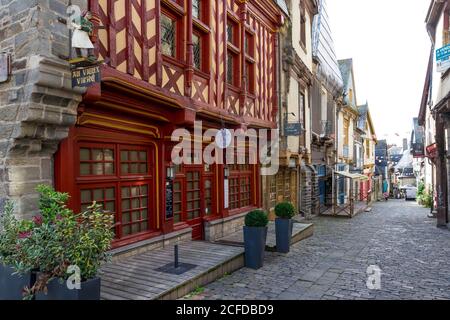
[{"xmin": 335, "ymin": 171, "xmax": 369, "ymax": 181}]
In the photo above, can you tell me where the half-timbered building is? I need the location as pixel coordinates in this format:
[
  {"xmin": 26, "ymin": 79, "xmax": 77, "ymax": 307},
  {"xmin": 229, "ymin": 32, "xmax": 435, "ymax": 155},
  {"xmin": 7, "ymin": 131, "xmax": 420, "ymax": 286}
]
[{"xmin": 53, "ymin": 0, "xmax": 283, "ymax": 249}]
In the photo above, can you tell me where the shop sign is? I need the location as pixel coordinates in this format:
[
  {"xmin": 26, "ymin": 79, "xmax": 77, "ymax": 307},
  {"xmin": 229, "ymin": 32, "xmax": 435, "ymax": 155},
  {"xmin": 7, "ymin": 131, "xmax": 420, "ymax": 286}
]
[
  {"xmin": 436, "ymin": 44, "xmax": 450, "ymax": 72},
  {"xmin": 71, "ymin": 65, "xmax": 101, "ymax": 88},
  {"xmin": 285, "ymin": 122, "xmax": 303, "ymax": 136},
  {"xmin": 411, "ymin": 143, "xmax": 425, "ymax": 158}
]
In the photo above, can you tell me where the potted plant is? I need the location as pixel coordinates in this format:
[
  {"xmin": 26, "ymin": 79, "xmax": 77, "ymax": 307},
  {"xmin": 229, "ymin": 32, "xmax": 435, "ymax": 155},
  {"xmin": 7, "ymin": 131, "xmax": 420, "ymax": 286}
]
[
  {"xmin": 243, "ymin": 210, "xmax": 269, "ymax": 270},
  {"xmin": 0, "ymin": 201, "xmax": 37, "ymax": 300},
  {"xmin": 15, "ymin": 185, "xmax": 115, "ymax": 300},
  {"xmin": 274, "ymin": 202, "xmax": 296, "ymax": 253}
]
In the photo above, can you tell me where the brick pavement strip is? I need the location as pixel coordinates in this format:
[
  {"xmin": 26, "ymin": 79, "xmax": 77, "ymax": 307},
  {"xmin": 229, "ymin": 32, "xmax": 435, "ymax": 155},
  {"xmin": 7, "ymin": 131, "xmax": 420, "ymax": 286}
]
[{"xmin": 184, "ymin": 200, "xmax": 450, "ymax": 300}]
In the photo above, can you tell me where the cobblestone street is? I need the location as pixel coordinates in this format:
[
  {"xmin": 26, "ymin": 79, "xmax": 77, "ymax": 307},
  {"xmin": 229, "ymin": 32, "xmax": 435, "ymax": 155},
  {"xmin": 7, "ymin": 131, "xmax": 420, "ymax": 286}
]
[{"xmin": 186, "ymin": 200, "xmax": 450, "ymax": 300}]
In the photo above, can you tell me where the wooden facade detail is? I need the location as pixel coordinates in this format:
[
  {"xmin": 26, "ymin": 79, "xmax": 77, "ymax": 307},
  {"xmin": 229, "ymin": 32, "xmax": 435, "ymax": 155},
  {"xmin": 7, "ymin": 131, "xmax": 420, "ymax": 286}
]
[
  {"xmin": 55, "ymin": 0, "xmax": 283, "ymax": 247},
  {"xmin": 89, "ymin": 0, "xmax": 281, "ymax": 127}
]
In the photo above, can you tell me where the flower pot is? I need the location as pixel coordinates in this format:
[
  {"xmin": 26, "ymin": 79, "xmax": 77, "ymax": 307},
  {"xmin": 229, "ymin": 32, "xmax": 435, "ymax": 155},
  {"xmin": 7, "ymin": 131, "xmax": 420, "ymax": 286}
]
[
  {"xmin": 0, "ymin": 263, "xmax": 35, "ymax": 300},
  {"xmin": 243, "ymin": 226, "xmax": 268, "ymax": 270},
  {"xmin": 275, "ymin": 218, "xmax": 293, "ymax": 253},
  {"xmin": 35, "ymin": 277, "xmax": 101, "ymax": 300}
]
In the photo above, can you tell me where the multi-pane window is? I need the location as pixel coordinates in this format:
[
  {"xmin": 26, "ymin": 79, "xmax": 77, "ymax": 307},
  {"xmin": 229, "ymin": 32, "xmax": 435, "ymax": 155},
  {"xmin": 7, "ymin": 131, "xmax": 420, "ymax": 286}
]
[
  {"xmin": 193, "ymin": 33, "xmax": 201, "ymax": 70},
  {"xmin": 120, "ymin": 150, "xmax": 148, "ymax": 175},
  {"xmin": 193, "ymin": 0, "xmax": 201, "ymax": 20},
  {"xmin": 227, "ymin": 52, "xmax": 234, "ymax": 85},
  {"xmin": 173, "ymin": 181, "xmax": 182, "ymax": 223},
  {"xmin": 226, "ymin": 19, "xmax": 239, "ymax": 87},
  {"xmin": 227, "ymin": 21, "xmax": 234, "ymax": 43},
  {"xmin": 228, "ymin": 151, "xmax": 254, "ymax": 211},
  {"xmin": 229, "ymin": 177, "xmax": 239, "ymax": 210},
  {"xmin": 121, "ymin": 185, "xmax": 149, "ymax": 236},
  {"xmin": 77, "ymin": 143, "xmax": 153, "ymax": 243},
  {"xmin": 191, "ymin": 0, "xmax": 210, "ymax": 73},
  {"xmin": 204, "ymin": 179, "xmax": 212, "ymax": 215},
  {"xmin": 161, "ymin": 14, "xmax": 176, "ymax": 57},
  {"xmin": 80, "ymin": 187, "xmax": 116, "ymax": 214},
  {"xmin": 186, "ymin": 171, "xmax": 201, "ymax": 219},
  {"xmin": 80, "ymin": 148, "xmax": 114, "ymax": 176}
]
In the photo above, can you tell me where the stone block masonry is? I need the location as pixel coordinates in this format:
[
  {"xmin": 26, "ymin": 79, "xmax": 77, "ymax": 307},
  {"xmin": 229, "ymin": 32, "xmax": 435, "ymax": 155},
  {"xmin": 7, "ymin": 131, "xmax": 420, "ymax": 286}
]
[{"xmin": 0, "ymin": 0, "xmax": 87, "ymax": 219}]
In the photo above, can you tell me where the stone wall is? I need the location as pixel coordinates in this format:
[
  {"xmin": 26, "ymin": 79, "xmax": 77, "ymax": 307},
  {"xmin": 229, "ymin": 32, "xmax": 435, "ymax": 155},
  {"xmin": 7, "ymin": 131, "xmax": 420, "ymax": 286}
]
[
  {"xmin": 0, "ymin": 0, "xmax": 86, "ymax": 218},
  {"xmin": 204, "ymin": 212, "xmax": 247, "ymax": 242}
]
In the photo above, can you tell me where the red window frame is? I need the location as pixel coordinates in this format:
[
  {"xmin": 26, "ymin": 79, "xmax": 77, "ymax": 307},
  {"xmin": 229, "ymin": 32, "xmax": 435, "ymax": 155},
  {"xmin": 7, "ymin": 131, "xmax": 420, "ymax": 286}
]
[
  {"xmin": 75, "ymin": 141, "xmax": 156, "ymax": 245},
  {"xmin": 226, "ymin": 17, "xmax": 240, "ymax": 88},
  {"xmin": 227, "ymin": 150, "xmax": 256, "ymax": 213},
  {"xmin": 192, "ymin": 0, "xmax": 211, "ymax": 74},
  {"xmin": 172, "ymin": 163, "xmax": 217, "ymax": 225}
]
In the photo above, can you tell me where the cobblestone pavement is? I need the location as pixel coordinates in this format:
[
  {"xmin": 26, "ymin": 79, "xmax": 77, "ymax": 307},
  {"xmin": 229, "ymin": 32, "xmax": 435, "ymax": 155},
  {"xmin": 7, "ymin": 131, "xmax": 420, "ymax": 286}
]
[{"xmin": 186, "ymin": 200, "xmax": 450, "ymax": 300}]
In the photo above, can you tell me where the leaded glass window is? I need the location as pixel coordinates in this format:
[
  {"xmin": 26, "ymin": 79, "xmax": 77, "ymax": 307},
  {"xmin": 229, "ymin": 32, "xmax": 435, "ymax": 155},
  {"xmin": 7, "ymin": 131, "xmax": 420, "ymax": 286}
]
[
  {"xmin": 161, "ymin": 14, "xmax": 176, "ymax": 57},
  {"xmin": 193, "ymin": 0, "xmax": 201, "ymax": 20},
  {"xmin": 227, "ymin": 52, "xmax": 234, "ymax": 85},
  {"xmin": 227, "ymin": 22, "xmax": 233, "ymax": 43},
  {"xmin": 193, "ymin": 34, "xmax": 201, "ymax": 70}
]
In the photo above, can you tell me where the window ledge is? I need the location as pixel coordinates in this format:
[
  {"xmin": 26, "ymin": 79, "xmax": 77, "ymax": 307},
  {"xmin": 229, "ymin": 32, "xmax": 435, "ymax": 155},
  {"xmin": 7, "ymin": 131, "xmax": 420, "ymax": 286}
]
[
  {"xmin": 161, "ymin": 0, "xmax": 185, "ymax": 16},
  {"xmin": 193, "ymin": 18, "xmax": 210, "ymax": 33}
]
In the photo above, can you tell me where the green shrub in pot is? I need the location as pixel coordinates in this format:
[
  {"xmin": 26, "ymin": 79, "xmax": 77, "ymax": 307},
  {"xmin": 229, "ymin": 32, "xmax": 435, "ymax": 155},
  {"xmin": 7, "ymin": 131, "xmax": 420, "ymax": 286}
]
[
  {"xmin": 245, "ymin": 210, "xmax": 269, "ymax": 228},
  {"xmin": 274, "ymin": 202, "xmax": 296, "ymax": 253},
  {"xmin": 274, "ymin": 202, "xmax": 296, "ymax": 219},
  {"xmin": 243, "ymin": 210, "xmax": 269, "ymax": 269}
]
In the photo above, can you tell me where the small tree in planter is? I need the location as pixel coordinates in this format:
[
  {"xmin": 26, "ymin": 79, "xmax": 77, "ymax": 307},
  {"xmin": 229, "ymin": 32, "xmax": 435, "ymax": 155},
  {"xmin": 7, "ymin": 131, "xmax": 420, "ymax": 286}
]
[
  {"xmin": 16, "ymin": 185, "xmax": 115, "ymax": 300},
  {"xmin": 274, "ymin": 202, "xmax": 296, "ymax": 253},
  {"xmin": 0, "ymin": 201, "xmax": 38, "ymax": 300},
  {"xmin": 243, "ymin": 210, "xmax": 269, "ymax": 270}
]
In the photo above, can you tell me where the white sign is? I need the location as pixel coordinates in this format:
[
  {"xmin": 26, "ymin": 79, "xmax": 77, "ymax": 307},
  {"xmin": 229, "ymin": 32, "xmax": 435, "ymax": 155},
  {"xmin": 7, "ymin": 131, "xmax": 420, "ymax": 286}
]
[
  {"xmin": 436, "ymin": 44, "xmax": 450, "ymax": 73},
  {"xmin": 216, "ymin": 129, "xmax": 232, "ymax": 149}
]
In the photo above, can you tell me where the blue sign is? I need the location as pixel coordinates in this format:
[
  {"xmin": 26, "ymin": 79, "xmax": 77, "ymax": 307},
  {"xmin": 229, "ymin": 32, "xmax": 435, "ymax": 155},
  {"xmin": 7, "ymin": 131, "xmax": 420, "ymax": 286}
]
[
  {"xmin": 285, "ymin": 122, "xmax": 303, "ymax": 136},
  {"xmin": 436, "ymin": 44, "xmax": 450, "ymax": 72}
]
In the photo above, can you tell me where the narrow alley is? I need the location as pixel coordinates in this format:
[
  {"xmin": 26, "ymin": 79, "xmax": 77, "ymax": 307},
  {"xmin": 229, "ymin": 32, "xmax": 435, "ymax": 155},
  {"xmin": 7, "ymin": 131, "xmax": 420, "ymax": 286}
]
[{"xmin": 186, "ymin": 200, "xmax": 450, "ymax": 300}]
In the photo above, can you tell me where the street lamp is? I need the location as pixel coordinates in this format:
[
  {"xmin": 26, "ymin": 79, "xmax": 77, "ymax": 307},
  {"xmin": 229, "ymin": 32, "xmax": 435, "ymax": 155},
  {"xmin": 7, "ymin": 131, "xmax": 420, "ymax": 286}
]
[
  {"xmin": 224, "ymin": 166, "xmax": 230, "ymax": 179},
  {"xmin": 166, "ymin": 164, "xmax": 175, "ymax": 180}
]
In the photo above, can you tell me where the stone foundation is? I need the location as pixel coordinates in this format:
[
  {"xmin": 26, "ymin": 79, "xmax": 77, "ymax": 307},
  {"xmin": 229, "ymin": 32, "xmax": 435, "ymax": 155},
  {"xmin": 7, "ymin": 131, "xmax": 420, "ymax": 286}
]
[{"xmin": 204, "ymin": 212, "xmax": 248, "ymax": 242}]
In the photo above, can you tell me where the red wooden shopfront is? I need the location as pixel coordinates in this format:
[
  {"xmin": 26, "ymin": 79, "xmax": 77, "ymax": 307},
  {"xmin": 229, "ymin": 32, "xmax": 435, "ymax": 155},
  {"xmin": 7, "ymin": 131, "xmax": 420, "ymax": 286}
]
[{"xmin": 55, "ymin": 0, "xmax": 282, "ymax": 248}]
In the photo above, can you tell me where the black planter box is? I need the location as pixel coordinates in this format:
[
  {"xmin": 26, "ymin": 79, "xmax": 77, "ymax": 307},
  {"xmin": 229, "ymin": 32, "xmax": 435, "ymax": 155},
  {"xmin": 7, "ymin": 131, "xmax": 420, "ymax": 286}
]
[
  {"xmin": 35, "ymin": 277, "xmax": 101, "ymax": 300},
  {"xmin": 275, "ymin": 218, "xmax": 293, "ymax": 253},
  {"xmin": 243, "ymin": 226, "xmax": 268, "ymax": 270},
  {"xmin": 0, "ymin": 264, "xmax": 35, "ymax": 300}
]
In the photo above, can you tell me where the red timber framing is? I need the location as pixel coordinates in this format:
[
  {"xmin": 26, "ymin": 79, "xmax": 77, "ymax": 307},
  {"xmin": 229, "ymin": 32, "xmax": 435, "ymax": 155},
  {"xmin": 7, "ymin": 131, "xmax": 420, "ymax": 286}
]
[{"xmin": 55, "ymin": 0, "xmax": 282, "ymax": 247}]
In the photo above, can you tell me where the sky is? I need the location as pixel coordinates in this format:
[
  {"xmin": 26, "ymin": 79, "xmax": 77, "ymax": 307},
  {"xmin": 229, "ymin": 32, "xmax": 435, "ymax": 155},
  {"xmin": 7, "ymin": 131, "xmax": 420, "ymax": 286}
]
[{"xmin": 327, "ymin": 0, "xmax": 431, "ymax": 147}]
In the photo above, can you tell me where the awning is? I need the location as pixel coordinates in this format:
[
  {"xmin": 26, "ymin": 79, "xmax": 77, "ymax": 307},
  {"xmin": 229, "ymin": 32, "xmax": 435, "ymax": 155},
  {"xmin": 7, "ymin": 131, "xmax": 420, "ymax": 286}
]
[{"xmin": 335, "ymin": 171, "xmax": 369, "ymax": 181}]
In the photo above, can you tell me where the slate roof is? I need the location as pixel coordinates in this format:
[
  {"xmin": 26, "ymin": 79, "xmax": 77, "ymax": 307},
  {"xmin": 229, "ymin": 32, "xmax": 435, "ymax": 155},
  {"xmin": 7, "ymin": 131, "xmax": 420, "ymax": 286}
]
[
  {"xmin": 338, "ymin": 58, "xmax": 353, "ymax": 91},
  {"xmin": 312, "ymin": 0, "xmax": 343, "ymax": 96},
  {"xmin": 357, "ymin": 103, "xmax": 368, "ymax": 131}
]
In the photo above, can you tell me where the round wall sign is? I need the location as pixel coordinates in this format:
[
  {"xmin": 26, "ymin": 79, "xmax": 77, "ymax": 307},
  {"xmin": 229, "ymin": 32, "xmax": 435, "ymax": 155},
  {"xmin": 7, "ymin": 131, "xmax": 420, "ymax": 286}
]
[{"xmin": 216, "ymin": 129, "xmax": 233, "ymax": 149}]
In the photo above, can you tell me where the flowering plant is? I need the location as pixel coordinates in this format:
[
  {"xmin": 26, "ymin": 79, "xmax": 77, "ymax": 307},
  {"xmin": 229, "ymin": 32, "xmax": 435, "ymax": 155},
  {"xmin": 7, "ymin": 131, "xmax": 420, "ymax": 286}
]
[{"xmin": 1, "ymin": 185, "xmax": 115, "ymax": 299}]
